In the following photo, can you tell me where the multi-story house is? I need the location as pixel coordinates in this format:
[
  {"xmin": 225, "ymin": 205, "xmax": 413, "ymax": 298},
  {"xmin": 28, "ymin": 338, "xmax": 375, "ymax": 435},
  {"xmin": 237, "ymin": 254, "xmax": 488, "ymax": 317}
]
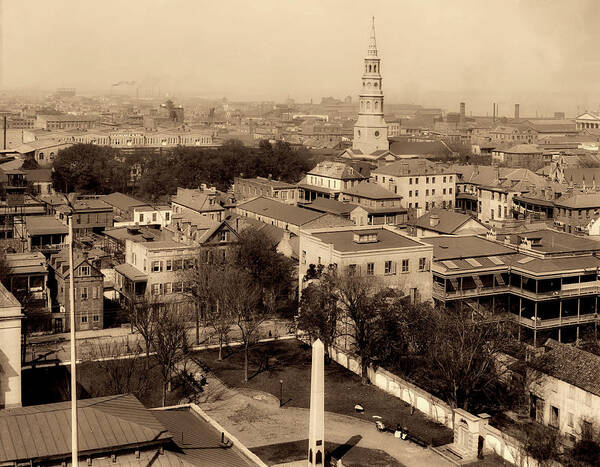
[
  {"xmin": 130, "ymin": 205, "xmax": 172, "ymax": 229},
  {"xmin": 114, "ymin": 239, "xmax": 198, "ymax": 308},
  {"xmin": 22, "ymin": 216, "xmax": 69, "ymax": 254},
  {"xmin": 101, "ymin": 192, "xmax": 149, "ymax": 222},
  {"xmin": 48, "ymin": 249, "xmax": 104, "ymax": 332},
  {"xmin": 0, "ymin": 282, "xmax": 22, "ymax": 408},
  {"xmin": 171, "ymin": 186, "xmax": 224, "ymax": 222},
  {"xmin": 528, "ymin": 340, "xmax": 600, "ymax": 441},
  {"xmin": 297, "ymin": 161, "xmax": 366, "ymax": 201},
  {"xmin": 425, "ymin": 228, "xmax": 600, "ymax": 346},
  {"xmin": 339, "ymin": 182, "xmax": 407, "ymax": 226},
  {"xmin": 299, "ymin": 225, "xmax": 433, "ymax": 303},
  {"xmin": 5, "ymin": 252, "xmax": 51, "ymax": 332},
  {"xmin": 553, "ymin": 192, "xmax": 600, "ymax": 235},
  {"xmin": 234, "ymin": 176, "xmax": 298, "ymax": 205},
  {"xmin": 370, "ymin": 158, "xmax": 456, "ymax": 212},
  {"xmin": 56, "ymin": 198, "xmax": 114, "ymax": 237}
]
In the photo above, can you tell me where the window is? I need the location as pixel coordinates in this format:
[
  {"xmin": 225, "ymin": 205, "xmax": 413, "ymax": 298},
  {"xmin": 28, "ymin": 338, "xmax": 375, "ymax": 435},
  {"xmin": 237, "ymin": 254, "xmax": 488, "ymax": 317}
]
[
  {"xmin": 443, "ymin": 188, "xmax": 446, "ymax": 195},
  {"xmin": 173, "ymin": 282, "xmax": 183, "ymax": 293},
  {"xmin": 348, "ymin": 264, "xmax": 357, "ymax": 275},
  {"xmin": 415, "ymin": 178, "xmax": 419, "ymax": 184},
  {"xmin": 165, "ymin": 212, "xmax": 170, "ymax": 221},
  {"xmin": 80, "ymin": 265, "xmax": 90, "ymax": 276},
  {"xmin": 151, "ymin": 283, "xmax": 163, "ymax": 295},
  {"xmin": 409, "ymin": 178, "xmax": 412, "ymax": 185},
  {"xmin": 550, "ymin": 406, "xmax": 559, "ymax": 428},
  {"xmin": 139, "ymin": 213, "xmax": 144, "ymax": 222},
  {"xmin": 366, "ymin": 263, "xmax": 374, "ymax": 275},
  {"xmin": 426, "ymin": 189, "xmax": 429, "ymax": 196},
  {"xmin": 152, "ymin": 261, "xmax": 162, "ymax": 272},
  {"xmin": 302, "ymin": 250, "xmax": 306, "ymax": 265},
  {"xmin": 567, "ymin": 412, "xmax": 574, "ymax": 428},
  {"xmin": 173, "ymin": 259, "xmax": 183, "ymax": 271},
  {"xmin": 166, "ymin": 260, "xmax": 172, "ymax": 271},
  {"xmin": 409, "ymin": 190, "xmax": 412, "ymax": 197},
  {"xmin": 93, "ymin": 315, "xmax": 99, "ymax": 322},
  {"xmin": 165, "ymin": 282, "xmax": 173, "ymax": 294},
  {"xmin": 419, "ymin": 258, "xmax": 427, "ymax": 271},
  {"xmin": 432, "ymin": 177, "xmax": 436, "ymax": 183},
  {"xmin": 384, "ymin": 260, "xmax": 396, "ymax": 275},
  {"xmin": 426, "ymin": 177, "xmax": 429, "ymax": 183},
  {"xmin": 401, "ymin": 259, "xmax": 409, "ymax": 273},
  {"xmin": 443, "ymin": 176, "xmax": 447, "ymax": 183},
  {"xmin": 81, "ymin": 316, "xmax": 88, "ymax": 323},
  {"xmin": 220, "ymin": 230, "xmax": 228, "ymax": 242},
  {"xmin": 81, "ymin": 287, "xmax": 88, "ymax": 300},
  {"xmin": 432, "ymin": 189, "xmax": 435, "ymax": 195},
  {"xmin": 415, "ymin": 190, "xmax": 419, "ymax": 197},
  {"xmin": 93, "ymin": 287, "xmax": 98, "ymax": 299},
  {"xmin": 152, "ymin": 212, "xmax": 157, "ymax": 222},
  {"xmin": 449, "ymin": 188, "xmax": 453, "ymax": 194}
]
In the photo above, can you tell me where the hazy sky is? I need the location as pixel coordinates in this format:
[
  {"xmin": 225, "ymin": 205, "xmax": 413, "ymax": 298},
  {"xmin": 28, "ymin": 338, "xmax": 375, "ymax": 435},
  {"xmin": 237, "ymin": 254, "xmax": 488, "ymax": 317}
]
[{"xmin": 3, "ymin": 0, "xmax": 600, "ymax": 115}]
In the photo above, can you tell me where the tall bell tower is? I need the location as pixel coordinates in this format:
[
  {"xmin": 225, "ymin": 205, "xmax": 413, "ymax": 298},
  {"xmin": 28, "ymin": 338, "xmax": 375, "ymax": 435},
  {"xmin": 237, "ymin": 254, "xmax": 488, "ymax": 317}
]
[{"xmin": 352, "ymin": 17, "xmax": 389, "ymax": 155}]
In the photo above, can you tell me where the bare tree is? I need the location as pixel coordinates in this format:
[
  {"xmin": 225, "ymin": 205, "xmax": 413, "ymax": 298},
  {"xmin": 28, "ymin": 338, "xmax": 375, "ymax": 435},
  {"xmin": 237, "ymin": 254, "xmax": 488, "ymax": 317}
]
[
  {"xmin": 127, "ymin": 295, "xmax": 160, "ymax": 365},
  {"xmin": 218, "ymin": 266, "xmax": 262, "ymax": 382},
  {"xmin": 87, "ymin": 338, "xmax": 150, "ymax": 401},
  {"xmin": 181, "ymin": 255, "xmax": 218, "ymax": 345},
  {"xmin": 151, "ymin": 301, "xmax": 191, "ymax": 406}
]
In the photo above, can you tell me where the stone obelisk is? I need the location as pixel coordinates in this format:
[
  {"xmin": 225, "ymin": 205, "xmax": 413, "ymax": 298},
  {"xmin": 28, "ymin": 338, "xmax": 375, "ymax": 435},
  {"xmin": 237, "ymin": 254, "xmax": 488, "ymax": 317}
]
[{"xmin": 308, "ymin": 339, "xmax": 325, "ymax": 466}]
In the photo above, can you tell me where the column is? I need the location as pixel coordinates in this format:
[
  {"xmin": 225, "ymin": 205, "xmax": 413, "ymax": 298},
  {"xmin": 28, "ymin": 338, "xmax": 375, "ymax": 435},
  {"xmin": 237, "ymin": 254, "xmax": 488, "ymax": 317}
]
[
  {"xmin": 534, "ymin": 302, "xmax": 538, "ymax": 347},
  {"xmin": 577, "ymin": 297, "xmax": 581, "ymax": 340},
  {"xmin": 518, "ymin": 298, "xmax": 522, "ymax": 342},
  {"xmin": 559, "ymin": 300, "xmax": 562, "ymax": 343}
]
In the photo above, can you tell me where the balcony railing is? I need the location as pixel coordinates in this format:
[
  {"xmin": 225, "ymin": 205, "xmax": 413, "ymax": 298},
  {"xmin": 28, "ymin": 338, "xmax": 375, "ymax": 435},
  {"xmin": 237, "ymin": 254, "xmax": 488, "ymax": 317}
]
[
  {"xmin": 516, "ymin": 313, "xmax": 599, "ymax": 330},
  {"xmin": 433, "ymin": 283, "xmax": 600, "ymax": 301}
]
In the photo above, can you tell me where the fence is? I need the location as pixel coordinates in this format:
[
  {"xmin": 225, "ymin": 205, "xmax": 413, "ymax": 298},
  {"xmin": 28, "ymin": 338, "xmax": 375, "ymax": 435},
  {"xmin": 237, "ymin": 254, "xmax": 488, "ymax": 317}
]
[{"xmin": 327, "ymin": 342, "xmax": 539, "ymax": 466}]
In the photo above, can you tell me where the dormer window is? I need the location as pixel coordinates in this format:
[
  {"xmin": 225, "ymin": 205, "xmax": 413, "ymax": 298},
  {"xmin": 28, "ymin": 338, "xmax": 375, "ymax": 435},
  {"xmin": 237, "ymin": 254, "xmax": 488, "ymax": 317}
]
[{"xmin": 353, "ymin": 231, "xmax": 378, "ymax": 244}]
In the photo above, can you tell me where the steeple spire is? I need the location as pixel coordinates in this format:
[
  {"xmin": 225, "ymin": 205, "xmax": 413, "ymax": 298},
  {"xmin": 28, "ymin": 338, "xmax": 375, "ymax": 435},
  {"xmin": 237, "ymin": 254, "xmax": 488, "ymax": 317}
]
[{"xmin": 368, "ymin": 16, "xmax": 378, "ymax": 56}]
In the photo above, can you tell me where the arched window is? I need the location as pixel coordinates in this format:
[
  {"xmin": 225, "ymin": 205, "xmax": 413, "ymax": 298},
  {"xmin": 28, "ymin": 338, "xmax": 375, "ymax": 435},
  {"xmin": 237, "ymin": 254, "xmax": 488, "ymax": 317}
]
[
  {"xmin": 374, "ymin": 82, "xmax": 378, "ymax": 88},
  {"xmin": 374, "ymin": 64, "xmax": 377, "ymax": 73},
  {"xmin": 360, "ymin": 100, "xmax": 364, "ymax": 111},
  {"xmin": 375, "ymin": 101, "xmax": 379, "ymax": 110},
  {"xmin": 366, "ymin": 101, "xmax": 371, "ymax": 110},
  {"xmin": 368, "ymin": 64, "xmax": 372, "ymax": 72},
  {"xmin": 39, "ymin": 152, "xmax": 44, "ymax": 160}
]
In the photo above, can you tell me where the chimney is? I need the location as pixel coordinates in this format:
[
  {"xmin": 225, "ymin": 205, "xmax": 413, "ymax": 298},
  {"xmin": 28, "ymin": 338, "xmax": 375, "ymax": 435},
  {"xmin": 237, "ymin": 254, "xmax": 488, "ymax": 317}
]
[
  {"xmin": 429, "ymin": 214, "xmax": 440, "ymax": 227},
  {"xmin": 459, "ymin": 102, "xmax": 465, "ymax": 125},
  {"xmin": 493, "ymin": 103, "xmax": 496, "ymax": 123},
  {"xmin": 515, "ymin": 103, "xmax": 520, "ymax": 120}
]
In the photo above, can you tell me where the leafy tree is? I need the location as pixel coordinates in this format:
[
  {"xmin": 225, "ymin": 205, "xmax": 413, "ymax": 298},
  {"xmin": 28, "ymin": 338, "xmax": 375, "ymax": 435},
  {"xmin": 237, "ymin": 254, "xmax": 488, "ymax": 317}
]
[
  {"xmin": 234, "ymin": 227, "xmax": 296, "ymax": 316},
  {"xmin": 297, "ymin": 269, "xmax": 341, "ymax": 358},
  {"xmin": 127, "ymin": 296, "xmax": 160, "ymax": 364}
]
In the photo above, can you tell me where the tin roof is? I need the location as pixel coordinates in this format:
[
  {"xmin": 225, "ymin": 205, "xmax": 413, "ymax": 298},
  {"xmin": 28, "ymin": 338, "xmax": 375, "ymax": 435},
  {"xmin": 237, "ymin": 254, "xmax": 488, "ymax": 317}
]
[{"xmin": 0, "ymin": 394, "xmax": 171, "ymax": 464}]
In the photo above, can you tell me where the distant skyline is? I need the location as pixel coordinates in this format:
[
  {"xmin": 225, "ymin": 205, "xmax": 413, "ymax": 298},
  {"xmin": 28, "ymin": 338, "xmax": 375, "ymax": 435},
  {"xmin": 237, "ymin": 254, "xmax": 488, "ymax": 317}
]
[{"xmin": 3, "ymin": 0, "xmax": 600, "ymax": 116}]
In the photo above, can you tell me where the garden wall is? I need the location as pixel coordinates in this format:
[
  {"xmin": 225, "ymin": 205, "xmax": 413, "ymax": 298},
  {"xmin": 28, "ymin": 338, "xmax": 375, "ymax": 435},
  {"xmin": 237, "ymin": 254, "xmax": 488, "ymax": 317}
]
[{"xmin": 327, "ymin": 343, "xmax": 539, "ymax": 466}]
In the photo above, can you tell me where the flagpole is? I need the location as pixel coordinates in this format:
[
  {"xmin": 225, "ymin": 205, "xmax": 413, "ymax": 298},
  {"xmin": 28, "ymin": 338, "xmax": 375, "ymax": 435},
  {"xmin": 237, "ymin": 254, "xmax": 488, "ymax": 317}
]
[{"xmin": 67, "ymin": 200, "xmax": 78, "ymax": 466}]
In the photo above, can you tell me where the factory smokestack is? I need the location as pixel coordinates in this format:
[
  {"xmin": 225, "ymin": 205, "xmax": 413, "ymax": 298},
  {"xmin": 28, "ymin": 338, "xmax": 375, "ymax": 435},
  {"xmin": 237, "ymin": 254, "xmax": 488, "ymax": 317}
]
[
  {"xmin": 515, "ymin": 103, "xmax": 520, "ymax": 120},
  {"xmin": 459, "ymin": 102, "xmax": 465, "ymax": 125}
]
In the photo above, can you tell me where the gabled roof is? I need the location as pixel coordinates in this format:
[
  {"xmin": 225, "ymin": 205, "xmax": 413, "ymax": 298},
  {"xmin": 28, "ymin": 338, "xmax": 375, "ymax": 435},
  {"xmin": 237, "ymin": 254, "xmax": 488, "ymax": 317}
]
[
  {"xmin": 307, "ymin": 161, "xmax": 365, "ymax": 180},
  {"xmin": 502, "ymin": 144, "xmax": 543, "ymax": 154},
  {"xmin": 0, "ymin": 394, "xmax": 171, "ymax": 464},
  {"xmin": 171, "ymin": 188, "xmax": 225, "ymax": 213},
  {"xmin": 412, "ymin": 209, "xmax": 485, "ymax": 234},
  {"xmin": 237, "ymin": 196, "xmax": 322, "ymax": 225},
  {"xmin": 531, "ymin": 340, "xmax": 600, "ymax": 397},
  {"xmin": 22, "ymin": 168, "xmax": 53, "ymax": 183},
  {"xmin": 341, "ymin": 182, "xmax": 401, "ymax": 199},
  {"xmin": 300, "ymin": 197, "xmax": 357, "ymax": 216},
  {"xmin": 555, "ymin": 192, "xmax": 600, "ymax": 209}
]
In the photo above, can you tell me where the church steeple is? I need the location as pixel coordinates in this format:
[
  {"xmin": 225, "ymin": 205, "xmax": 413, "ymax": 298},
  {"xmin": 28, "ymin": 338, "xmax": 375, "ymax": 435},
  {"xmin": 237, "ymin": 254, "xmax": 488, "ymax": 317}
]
[
  {"xmin": 368, "ymin": 16, "xmax": 378, "ymax": 57},
  {"xmin": 352, "ymin": 17, "xmax": 389, "ymax": 155}
]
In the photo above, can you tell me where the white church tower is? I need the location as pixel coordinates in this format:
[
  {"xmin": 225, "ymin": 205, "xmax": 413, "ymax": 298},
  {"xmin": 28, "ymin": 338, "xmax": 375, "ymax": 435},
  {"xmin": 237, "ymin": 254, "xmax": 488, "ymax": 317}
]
[{"xmin": 352, "ymin": 17, "xmax": 389, "ymax": 155}]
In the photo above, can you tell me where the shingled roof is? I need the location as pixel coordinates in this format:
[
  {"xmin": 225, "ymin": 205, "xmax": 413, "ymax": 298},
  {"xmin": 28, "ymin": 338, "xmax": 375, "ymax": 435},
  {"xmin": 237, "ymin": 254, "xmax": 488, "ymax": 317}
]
[
  {"xmin": 531, "ymin": 340, "xmax": 600, "ymax": 397},
  {"xmin": 307, "ymin": 161, "xmax": 365, "ymax": 180}
]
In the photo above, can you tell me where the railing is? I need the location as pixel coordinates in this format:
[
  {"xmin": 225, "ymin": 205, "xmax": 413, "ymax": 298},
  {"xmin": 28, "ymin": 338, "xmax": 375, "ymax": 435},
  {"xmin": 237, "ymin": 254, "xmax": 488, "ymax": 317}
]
[
  {"xmin": 433, "ymin": 283, "xmax": 600, "ymax": 301},
  {"xmin": 516, "ymin": 313, "xmax": 599, "ymax": 330}
]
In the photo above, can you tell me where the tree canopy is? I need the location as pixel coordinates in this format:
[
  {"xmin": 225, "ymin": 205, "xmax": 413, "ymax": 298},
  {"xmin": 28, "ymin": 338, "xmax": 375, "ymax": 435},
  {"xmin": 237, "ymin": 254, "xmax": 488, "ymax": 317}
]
[{"xmin": 52, "ymin": 140, "xmax": 313, "ymax": 200}]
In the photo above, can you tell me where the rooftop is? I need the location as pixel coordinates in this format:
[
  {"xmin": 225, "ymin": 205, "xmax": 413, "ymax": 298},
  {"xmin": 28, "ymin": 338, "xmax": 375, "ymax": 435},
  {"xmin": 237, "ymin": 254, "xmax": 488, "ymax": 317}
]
[
  {"xmin": 114, "ymin": 262, "xmax": 147, "ymax": 281},
  {"xmin": 412, "ymin": 209, "xmax": 484, "ymax": 234},
  {"xmin": 496, "ymin": 228, "xmax": 600, "ymax": 255},
  {"xmin": 503, "ymin": 144, "xmax": 543, "ymax": 154},
  {"xmin": 341, "ymin": 182, "xmax": 401, "ymax": 199},
  {"xmin": 307, "ymin": 161, "xmax": 365, "ymax": 180},
  {"xmin": 236, "ymin": 176, "xmax": 297, "ymax": 189},
  {"xmin": 422, "ymin": 235, "xmax": 515, "ymax": 261},
  {"xmin": 372, "ymin": 158, "xmax": 451, "ymax": 177},
  {"xmin": 101, "ymin": 192, "xmax": 149, "ymax": 212},
  {"xmin": 555, "ymin": 192, "xmax": 600, "ymax": 209},
  {"xmin": 237, "ymin": 196, "xmax": 322, "ymax": 226},
  {"xmin": 299, "ymin": 197, "xmax": 357, "ymax": 216},
  {"xmin": 5, "ymin": 251, "xmax": 46, "ymax": 275},
  {"xmin": 0, "ymin": 394, "xmax": 170, "ymax": 465},
  {"xmin": 531, "ymin": 340, "xmax": 600, "ymax": 398},
  {"xmin": 25, "ymin": 216, "xmax": 68, "ymax": 236},
  {"xmin": 308, "ymin": 226, "xmax": 423, "ymax": 252},
  {"xmin": 171, "ymin": 188, "xmax": 225, "ymax": 213}
]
